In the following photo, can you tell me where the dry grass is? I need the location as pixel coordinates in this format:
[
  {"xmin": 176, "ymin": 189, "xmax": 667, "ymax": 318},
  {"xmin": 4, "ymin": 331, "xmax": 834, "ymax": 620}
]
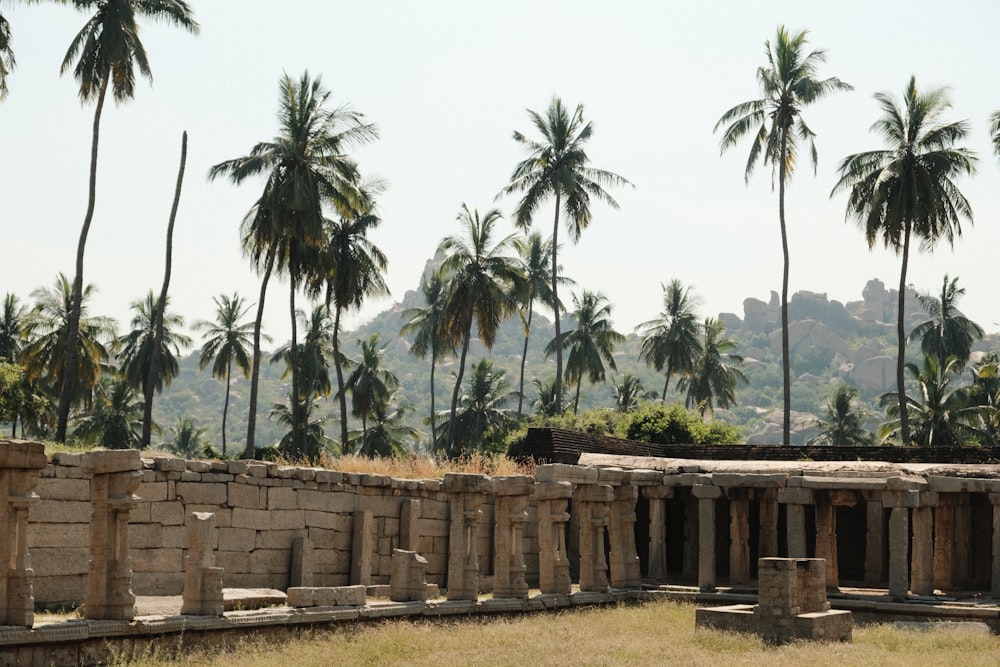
[
  {"xmin": 315, "ymin": 451, "xmax": 535, "ymax": 479},
  {"xmin": 121, "ymin": 600, "xmax": 1000, "ymax": 666}
]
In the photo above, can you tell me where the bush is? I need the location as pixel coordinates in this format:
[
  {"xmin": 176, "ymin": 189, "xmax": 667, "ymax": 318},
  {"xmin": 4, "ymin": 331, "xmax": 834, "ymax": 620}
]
[{"xmin": 616, "ymin": 403, "xmax": 741, "ymax": 445}]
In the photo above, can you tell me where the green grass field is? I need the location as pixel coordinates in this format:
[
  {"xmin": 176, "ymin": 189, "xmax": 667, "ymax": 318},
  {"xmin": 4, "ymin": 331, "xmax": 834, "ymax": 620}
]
[{"xmin": 118, "ymin": 600, "xmax": 1000, "ymax": 666}]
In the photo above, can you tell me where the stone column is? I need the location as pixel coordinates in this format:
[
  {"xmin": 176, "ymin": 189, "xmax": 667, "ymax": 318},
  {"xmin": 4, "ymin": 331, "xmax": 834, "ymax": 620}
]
[
  {"xmin": 609, "ymin": 485, "xmax": 641, "ymax": 589},
  {"xmin": 493, "ymin": 476, "xmax": 532, "ymax": 599},
  {"xmin": 692, "ymin": 484, "xmax": 721, "ymax": 590},
  {"xmin": 933, "ymin": 495, "xmax": 955, "ymax": 592},
  {"xmin": 83, "ymin": 450, "xmax": 142, "ymax": 621},
  {"xmin": 727, "ymin": 489, "xmax": 751, "ymax": 585},
  {"xmin": 181, "ymin": 512, "xmax": 224, "ymax": 616},
  {"xmin": 682, "ymin": 495, "xmax": 698, "ymax": 579},
  {"xmin": 390, "ymin": 549, "xmax": 429, "ymax": 602},
  {"xmin": 990, "ymin": 494, "xmax": 1000, "ymax": 599},
  {"xmin": 910, "ymin": 505, "xmax": 935, "ymax": 596},
  {"xmin": 643, "ymin": 486, "xmax": 672, "ymax": 581},
  {"xmin": 865, "ymin": 494, "xmax": 885, "ymax": 585},
  {"xmin": 399, "ymin": 499, "xmax": 422, "ymax": 552},
  {"xmin": 444, "ymin": 473, "xmax": 495, "ymax": 601},
  {"xmin": 814, "ymin": 497, "xmax": 838, "ymax": 588},
  {"xmin": 778, "ymin": 486, "xmax": 813, "ymax": 559},
  {"xmin": 887, "ymin": 504, "xmax": 910, "ymax": 599},
  {"xmin": 757, "ymin": 489, "xmax": 779, "ymax": 559},
  {"xmin": 577, "ymin": 483, "xmax": 613, "ymax": 592},
  {"xmin": 536, "ymin": 481, "xmax": 572, "ymax": 595},
  {"xmin": 350, "ymin": 510, "xmax": 373, "ymax": 586},
  {"xmin": 952, "ymin": 494, "xmax": 971, "ymax": 589},
  {"xmin": 0, "ymin": 440, "xmax": 47, "ymax": 627}
]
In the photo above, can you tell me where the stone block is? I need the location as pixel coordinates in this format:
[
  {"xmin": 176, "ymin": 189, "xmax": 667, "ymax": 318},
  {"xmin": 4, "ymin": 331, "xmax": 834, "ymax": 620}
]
[
  {"xmin": 137, "ymin": 481, "xmax": 169, "ymax": 502},
  {"xmin": 359, "ymin": 495, "xmax": 403, "ymax": 518},
  {"xmin": 30, "ymin": 547, "xmax": 90, "ymax": 576},
  {"xmin": 151, "ymin": 500, "xmax": 186, "ymax": 526},
  {"xmin": 227, "ymin": 482, "xmax": 263, "ymax": 509},
  {"xmin": 307, "ymin": 528, "xmax": 352, "ymax": 551},
  {"xmin": 35, "ymin": 477, "xmax": 90, "ymax": 501},
  {"xmin": 778, "ymin": 487, "xmax": 814, "ymax": 505},
  {"xmin": 188, "ymin": 505, "xmax": 231, "ymax": 527},
  {"xmin": 304, "ymin": 511, "xmax": 351, "ymax": 531},
  {"xmin": 255, "ymin": 529, "xmax": 304, "ymax": 549},
  {"xmin": 267, "ymin": 486, "xmax": 297, "ymax": 510},
  {"xmin": 129, "ymin": 523, "xmax": 163, "ymax": 549},
  {"xmin": 175, "ymin": 482, "xmax": 227, "ymax": 506},
  {"xmin": 297, "ymin": 489, "xmax": 356, "ymax": 513},
  {"xmin": 153, "ymin": 457, "xmax": 186, "ymax": 472},
  {"xmin": 420, "ymin": 518, "xmax": 449, "ymax": 537},
  {"xmin": 420, "ymin": 499, "xmax": 449, "ymax": 520},
  {"xmin": 131, "ymin": 548, "xmax": 184, "ymax": 573},
  {"xmin": 186, "ymin": 461, "xmax": 212, "ymax": 473},
  {"xmin": 218, "ymin": 527, "xmax": 256, "ymax": 552},
  {"xmin": 26, "ymin": 523, "xmax": 89, "ymax": 549},
  {"xmin": 226, "ymin": 461, "xmax": 249, "ymax": 475},
  {"xmin": 30, "ymin": 500, "xmax": 91, "ymax": 524},
  {"xmin": 271, "ymin": 509, "xmax": 305, "ymax": 530},
  {"xmin": 231, "ymin": 508, "xmax": 272, "ymax": 530},
  {"xmin": 442, "ymin": 473, "xmax": 495, "ymax": 494},
  {"xmin": 536, "ymin": 463, "xmax": 599, "ymax": 485},
  {"xmin": 249, "ymin": 549, "xmax": 292, "ymax": 575},
  {"xmin": 691, "ymin": 484, "xmax": 722, "ymax": 499}
]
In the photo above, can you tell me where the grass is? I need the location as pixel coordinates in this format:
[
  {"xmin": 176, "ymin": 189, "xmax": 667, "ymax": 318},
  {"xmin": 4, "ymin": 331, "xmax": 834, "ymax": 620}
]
[{"xmin": 117, "ymin": 600, "xmax": 1000, "ymax": 666}]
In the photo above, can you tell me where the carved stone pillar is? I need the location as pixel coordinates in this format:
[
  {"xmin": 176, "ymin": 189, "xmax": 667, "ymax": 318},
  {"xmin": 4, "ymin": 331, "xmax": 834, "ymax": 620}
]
[
  {"xmin": 692, "ymin": 484, "xmax": 721, "ymax": 590},
  {"xmin": 536, "ymin": 481, "xmax": 572, "ymax": 595},
  {"xmin": 83, "ymin": 450, "xmax": 141, "ymax": 621},
  {"xmin": 493, "ymin": 476, "xmax": 532, "ymax": 599},
  {"xmin": 181, "ymin": 512, "xmax": 224, "ymax": 616},
  {"xmin": 778, "ymin": 486, "xmax": 813, "ymax": 559},
  {"xmin": 814, "ymin": 496, "xmax": 838, "ymax": 588},
  {"xmin": 910, "ymin": 505, "xmax": 935, "ymax": 596},
  {"xmin": 865, "ymin": 494, "xmax": 885, "ymax": 585},
  {"xmin": 933, "ymin": 495, "xmax": 955, "ymax": 592},
  {"xmin": 757, "ymin": 488, "xmax": 779, "ymax": 559},
  {"xmin": 577, "ymin": 484, "xmax": 613, "ymax": 592},
  {"xmin": 390, "ymin": 549, "xmax": 429, "ymax": 602},
  {"xmin": 0, "ymin": 440, "xmax": 47, "ymax": 627},
  {"xmin": 887, "ymin": 503, "xmax": 910, "ymax": 599},
  {"xmin": 643, "ymin": 486, "xmax": 673, "ymax": 581},
  {"xmin": 444, "ymin": 473, "xmax": 495, "ymax": 601},
  {"xmin": 726, "ymin": 489, "xmax": 751, "ymax": 585},
  {"xmin": 609, "ymin": 485, "xmax": 641, "ymax": 589}
]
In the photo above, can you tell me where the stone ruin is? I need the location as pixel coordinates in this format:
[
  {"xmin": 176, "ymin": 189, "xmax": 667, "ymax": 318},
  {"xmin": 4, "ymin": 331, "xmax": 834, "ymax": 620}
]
[{"xmin": 696, "ymin": 558, "xmax": 853, "ymax": 643}]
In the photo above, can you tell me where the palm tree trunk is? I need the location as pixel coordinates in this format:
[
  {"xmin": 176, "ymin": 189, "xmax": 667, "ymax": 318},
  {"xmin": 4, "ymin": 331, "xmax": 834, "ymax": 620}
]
[
  {"xmin": 573, "ymin": 378, "xmax": 581, "ymax": 415},
  {"xmin": 289, "ymin": 280, "xmax": 300, "ymax": 458},
  {"xmin": 551, "ymin": 191, "xmax": 563, "ymax": 414},
  {"xmin": 56, "ymin": 77, "xmax": 108, "ymax": 443},
  {"xmin": 778, "ymin": 130, "xmax": 791, "ymax": 446},
  {"xmin": 446, "ymin": 333, "xmax": 470, "ymax": 457},
  {"xmin": 143, "ymin": 131, "xmax": 187, "ymax": 449},
  {"xmin": 897, "ymin": 222, "xmax": 913, "ymax": 445},
  {"xmin": 331, "ymin": 305, "xmax": 349, "ymax": 453},
  {"xmin": 517, "ymin": 304, "xmax": 533, "ymax": 417},
  {"xmin": 222, "ymin": 361, "xmax": 231, "ymax": 456},
  {"xmin": 429, "ymin": 339, "xmax": 438, "ymax": 447},
  {"xmin": 661, "ymin": 370, "xmax": 671, "ymax": 405},
  {"xmin": 244, "ymin": 249, "xmax": 275, "ymax": 459}
]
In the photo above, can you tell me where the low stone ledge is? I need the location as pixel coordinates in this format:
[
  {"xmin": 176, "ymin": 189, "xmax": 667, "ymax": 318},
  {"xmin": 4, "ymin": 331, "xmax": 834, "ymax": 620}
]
[
  {"xmin": 287, "ymin": 586, "xmax": 366, "ymax": 608},
  {"xmin": 361, "ymin": 601, "xmax": 425, "ymax": 618},
  {"xmin": 424, "ymin": 600, "xmax": 476, "ymax": 615}
]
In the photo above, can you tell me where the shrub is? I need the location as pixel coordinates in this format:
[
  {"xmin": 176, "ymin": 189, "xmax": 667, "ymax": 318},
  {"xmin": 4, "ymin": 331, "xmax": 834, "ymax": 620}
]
[{"xmin": 617, "ymin": 403, "xmax": 741, "ymax": 445}]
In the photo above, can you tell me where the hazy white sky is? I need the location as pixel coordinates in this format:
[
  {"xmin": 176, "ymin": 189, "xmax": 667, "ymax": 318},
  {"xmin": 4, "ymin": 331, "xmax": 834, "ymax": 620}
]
[{"xmin": 3, "ymin": 1, "xmax": 999, "ymax": 348}]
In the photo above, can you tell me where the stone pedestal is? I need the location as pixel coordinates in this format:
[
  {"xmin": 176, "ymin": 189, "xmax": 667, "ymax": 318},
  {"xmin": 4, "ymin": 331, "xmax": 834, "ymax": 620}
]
[
  {"xmin": 82, "ymin": 450, "xmax": 141, "ymax": 621},
  {"xmin": 609, "ymin": 485, "xmax": 641, "ymax": 589},
  {"xmin": 390, "ymin": 549, "xmax": 429, "ymax": 602},
  {"xmin": 0, "ymin": 440, "xmax": 47, "ymax": 627},
  {"xmin": 643, "ymin": 486, "xmax": 673, "ymax": 581},
  {"xmin": 443, "ymin": 474, "xmax": 495, "ymax": 601},
  {"xmin": 493, "ymin": 476, "xmax": 532, "ymax": 599},
  {"xmin": 181, "ymin": 512, "xmax": 224, "ymax": 616},
  {"xmin": 577, "ymin": 484, "xmax": 613, "ymax": 592},
  {"xmin": 536, "ymin": 481, "xmax": 572, "ymax": 595}
]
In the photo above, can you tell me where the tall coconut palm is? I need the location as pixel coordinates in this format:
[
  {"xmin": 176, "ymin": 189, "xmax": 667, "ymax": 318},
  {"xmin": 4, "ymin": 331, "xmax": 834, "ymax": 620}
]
[
  {"xmin": 344, "ymin": 333, "xmax": 397, "ymax": 456},
  {"xmin": 208, "ymin": 71, "xmax": 378, "ymax": 457},
  {"xmin": 194, "ymin": 293, "xmax": 257, "ymax": 456},
  {"xmin": 878, "ymin": 355, "xmax": 986, "ymax": 447},
  {"xmin": 832, "ymin": 76, "xmax": 977, "ymax": 446},
  {"xmin": 0, "ymin": 293, "xmax": 25, "ymax": 363},
  {"xmin": 309, "ymin": 199, "xmax": 389, "ymax": 452},
  {"xmin": 437, "ymin": 204, "xmax": 522, "ymax": 455},
  {"xmin": 680, "ymin": 318, "xmax": 749, "ymax": 417},
  {"xmin": 21, "ymin": 274, "xmax": 116, "ymax": 410},
  {"xmin": 400, "ymin": 270, "xmax": 454, "ymax": 448},
  {"xmin": 546, "ymin": 290, "xmax": 624, "ymax": 414},
  {"xmin": 115, "ymin": 292, "xmax": 191, "ymax": 416},
  {"xmin": 73, "ymin": 377, "xmax": 149, "ymax": 449},
  {"xmin": 636, "ymin": 279, "xmax": 703, "ymax": 403},
  {"xmin": 353, "ymin": 391, "xmax": 417, "ymax": 457},
  {"xmin": 909, "ymin": 275, "xmax": 983, "ymax": 369},
  {"xmin": 446, "ymin": 358, "xmax": 517, "ymax": 454},
  {"xmin": 513, "ymin": 232, "xmax": 569, "ymax": 418},
  {"xmin": 807, "ymin": 384, "xmax": 876, "ymax": 446},
  {"xmin": 715, "ymin": 26, "xmax": 851, "ymax": 446},
  {"xmin": 268, "ymin": 396, "xmax": 332, "ymax": 461},
  {"xmin": 165, "ymin": 416, "xmax": 208, "ymax": 459},
  {"xmin": 500, "ymin": 97, "xmax": 630, "ymax": 413},
  {"xmin": 55, "ymin": 0, "xmax": 198, "ymax": 442},
  {"xmin": 530, "ymin": 377, "xmax": 562, "ymax": 418},
  {"xmin": 611, "ymin": 373, "xmax": 657, "ymax": 413}
]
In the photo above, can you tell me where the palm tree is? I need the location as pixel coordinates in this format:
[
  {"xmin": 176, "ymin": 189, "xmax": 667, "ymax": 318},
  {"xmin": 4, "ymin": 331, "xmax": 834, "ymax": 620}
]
[
  {"xmin": 611, "ymin": 373, "xmax": 657, "ymax": 413},
  {"xmin": 680, "ymin": 318, "xmax": 749, "ymax": 417},
  {"xmin": 437, "ymin": 204, "xmax": 522, "ymax": 455},
  {"xmin": 0, "ymin": 293, "xmax": 25, "ymax": 363},
  {"xmin": 546, "ymin": 290, "xmax": 624, "ymax": 414},
  {"xmin": 909, "ymin": 275, "xmax": 983, "ymax": 369},
  {"xmin": 990, "ymin": 110, "xmax": 1000, "ymax": 158},
  {"xmin": 832, "ymin": 76, "xmax": 977, "ymax": 446},
  {"xmin": 165, "ymin": 417, "xmax": 208, "ymax": 459},
  {"xmin": 269, "ymin": 397, "xmax": 332, "ymax": 461},
  {"xmin": 0, "ymin": 3, "xmax": 14, "ymax": 101},
  {"xmin": 400, "ymin": 270, "xmax": 454, "ymax": 448},
  {"xmin": 807, "ymin": 384, "xmax": 876, "ymax": 446},
  {"xmin": 715, "ymin": 26, "xmax": 851, "ymax": 446},
  {"xmin": 878, "ymin": 355, "xmax": 986, "ymax": 447},
  {"xmin": 208, "ymin": 71, "xmax": 378, "ymax": 458},
  {"xmin": 636, "ymin": 280, "xmax": 703, "ymax": 403},
  {"xmin": 55, "ymin": 0, "xmax": 198, "ymax": 443},
  {"xmin": 969, "ymin": 353, "xmax": 1000, "ymax": 447},
  {"xmin": 446, "ymin": 359, "xmax": 518, "ymax": 454},
  {"xmin": 309, "ymin": 201, "xmax": 389, "ymax": 451},
  {"xmin": 530, "ymin": 377, "xmax": 562, "ymax": 418},
  {"xmin": 194, "ymin": 293, "xmax": 257, "ymax": 457},
  {"xmin": 115, "ymin": 292, "xmax": 191, "ymax": 436},
  {"xmin": 500, "ymin": 97, "xmax": 630, "ymax": 413},
  {"xmin": 344, "ymin": 334, "xmax": 397, "ymax": 456},
  {"xmin": 513, "ymin": 232, "xmax": 569, "ymax": 418},
  {"xmin": 21, "ymin": 274, "xmax": 116, "ymax": 410},
  {"xmin": 74, "ymin": 377, "xmax": 149, "ymax": 449},
  {"xmin": 352, "ymin": 391, "xmax": 417, "ymax": 457}
]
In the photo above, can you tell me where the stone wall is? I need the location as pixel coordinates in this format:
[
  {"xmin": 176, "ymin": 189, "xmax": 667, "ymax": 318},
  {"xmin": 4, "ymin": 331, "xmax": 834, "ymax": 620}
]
[{"xmin": 29, "ymin": 453, "xmax": 534, "ymax": 605}]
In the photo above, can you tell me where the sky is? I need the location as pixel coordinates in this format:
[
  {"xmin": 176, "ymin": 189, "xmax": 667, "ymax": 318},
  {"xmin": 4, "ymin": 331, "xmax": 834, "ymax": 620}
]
[{"xmin": 2, "ymin": 1, "xmax": 999, "ymax": 350}]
